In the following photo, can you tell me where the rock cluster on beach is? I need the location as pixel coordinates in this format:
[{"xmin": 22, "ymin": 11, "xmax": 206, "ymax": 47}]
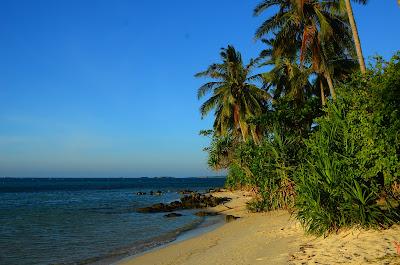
[{"xmin": 137, "ymin": 193, "xmax": 231, "ymax": 213}]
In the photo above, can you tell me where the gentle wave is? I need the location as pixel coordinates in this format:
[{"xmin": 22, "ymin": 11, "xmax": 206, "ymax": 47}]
[{"xmin": 0, "ymin": 177, "xmax": 225, "ymax": 265}]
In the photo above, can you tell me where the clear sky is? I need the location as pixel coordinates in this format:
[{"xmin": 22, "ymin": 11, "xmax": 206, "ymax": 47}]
[{"xmin": 0, "ymin": 0, "xmax": 399, "ymax": 178}]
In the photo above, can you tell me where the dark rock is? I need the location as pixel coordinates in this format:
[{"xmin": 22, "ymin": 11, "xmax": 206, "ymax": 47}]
[
  {"xmin": 136, "ymin": 192, "xmax": 146, "ymax": 195},
  {"xmin": 207, "ymin": 188, "xmax": 225, "ymax": 193},
  {"xmin": 137, "ymin": 203, "xmax": 173, "ymax": 213},
  {"xmin": 180, "ymin": 193, "xmax": 230, "ymax": 208},
  {"xmin": 136, "ymin": 193, "xmax": 231, "ymax": 213},
  {"xmin": 195, "ymin": 211, "xmax": 219, "ymax": 217},
  {"xmin": 225, "ymin": 215, "xmax": 240, "ymax": 223},
  {"xmin": 137, "ymin": 206, "xmax": 153, "ymax": 213},
  {"xmin": 170, "ymin": 201, "xmax": 182, "ymax": 208},
  {"xmin": 147, "ymin": 190, "xmax": 162, "ymax": 196},
  {"xmin": 178, "ymin": 190, "xmax": 194, "ymax": 195},
  {"xmin": 164, "ymin": 213, "xmax": 183, "ymax": 218}
]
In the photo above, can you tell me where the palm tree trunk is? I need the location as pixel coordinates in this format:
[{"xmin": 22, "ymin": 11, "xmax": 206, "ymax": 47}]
[
  {"xmin": 320, "ymin": 79, "xmax": 326, "ymax": 106},
  {"xmin": 325, "ymin": 72, "xmax": 336, "ymax": 100},
  {"xmin": 344, "ymin": 0, "xmax": 366, "ymax": 74}
]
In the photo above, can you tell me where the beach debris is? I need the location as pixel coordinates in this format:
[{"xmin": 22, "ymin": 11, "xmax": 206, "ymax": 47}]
[
  {"xmin": 225, "ymin": 215, "xmax": 240, "ymax": 222},
  {"xmin": 137, "ymin": 193, "xmax": 231, "ymax": 213},
  {"xmin": 393, "ymin": 240, "xmax": 400, "ymax": 255},
  {"xmin": 194, "ymin": 211, "xmax": 219, "ymax": 217},
  {"xmin": 164, "ymin": 213, "xmax": 183, "ymax": 218}
]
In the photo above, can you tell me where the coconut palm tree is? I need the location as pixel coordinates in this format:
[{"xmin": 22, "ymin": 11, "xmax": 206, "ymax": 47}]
[
  {"xmin": 196, "ymin": 45, "xmax": 271, "ymax": 143},
  {"xmin": 261, "ymin": 54, "xmax": 314, "ymax": 105},
  {"xmin": 254, "ymin": 0, "xmax": 355, "ymax": 100},
  {"xmin": 333, "ymin": 0, "xmax": 399, "ymax": 73},
  {"xmin": 341, "ymin": 0, "xmax": 367, "ymax": 73},
  {"xmin": 258, "ymin": 37, "xmax": 356, "ymax": 106}
]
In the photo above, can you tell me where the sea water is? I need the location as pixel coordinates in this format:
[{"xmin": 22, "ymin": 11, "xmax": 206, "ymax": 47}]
[{"xmin": 0, "ymin": 177, "xmax": 225, "ymax": 265}]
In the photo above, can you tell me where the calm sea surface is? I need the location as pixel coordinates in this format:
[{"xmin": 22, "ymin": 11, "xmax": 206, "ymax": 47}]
[{"xmin": 0, "ymin": 177, "xmax": 225, "ymax": 265}]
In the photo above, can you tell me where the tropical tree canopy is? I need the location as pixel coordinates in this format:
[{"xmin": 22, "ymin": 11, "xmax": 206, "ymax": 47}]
[
  {"xmin": 254, "ymin": 0, "xmax": 356, "ymax": 99},
  {"xmin": 197, "ymin": 0, "xmax": 400, "ymax": 237},
  {"xmin": 196, "ymin": 45, "xmax": 270, "ymax": 143}
]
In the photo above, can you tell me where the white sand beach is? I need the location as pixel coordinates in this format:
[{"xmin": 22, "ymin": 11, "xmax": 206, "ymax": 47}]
[{"xmin": 119, "ymin": 190, "xmax": 400, "ymax": 265}]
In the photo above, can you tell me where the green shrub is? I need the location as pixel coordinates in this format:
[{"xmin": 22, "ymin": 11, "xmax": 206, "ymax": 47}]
[
  {"xmin": 225, "ymin": 163, "xmax": 250, "ymax": 189},
  {"xmin": 295, "ymin": 54, "xmax": 400, "ymax": 236},
  {"xmin": 235, "ymin": 130, "xmax": 299, "ymax": 211},
  {"xmin": 224, "ymin": 96, "xmax": 316, "ymax": 211}
]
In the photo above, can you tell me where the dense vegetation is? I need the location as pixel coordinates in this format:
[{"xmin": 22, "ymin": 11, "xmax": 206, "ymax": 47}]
[{"xmin": 196, "ymin": 0, "xmax": 400, "ymax": 236}]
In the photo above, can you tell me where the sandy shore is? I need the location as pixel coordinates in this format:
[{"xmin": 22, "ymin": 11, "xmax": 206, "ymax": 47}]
[{"xmin": 119, "ymin": 190, "xmax": 400, "ymax": 265}]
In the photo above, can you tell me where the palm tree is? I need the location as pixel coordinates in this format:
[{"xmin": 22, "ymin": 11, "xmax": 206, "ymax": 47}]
[
  {"xmin": 262, "ymin": 55, "xmax": 314, "ymax": 105},
  {"xmin": 254, "ymin": 0, "xmax": 355, "ymax": 100},
  {"xmin": 341, "ymin": 0, "xmax": 367, "ymax": 73},
  {"xmin": 335, "ymin": 0, "xmax": 399, "ymax": 73},
  {"xmin": 258, "ymin": 38, "xmax": 356, "ymax": 106},
  {"xmin": 196, "ymin": 45, "xmax": 271, "ymax": 143}
]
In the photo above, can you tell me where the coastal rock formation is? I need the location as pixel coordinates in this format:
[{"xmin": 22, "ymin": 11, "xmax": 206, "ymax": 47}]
[
  {"xmin": 164, "ymin": 213, "xmax": 183, "ymax": 218},
  {"xmin": 137, "ymin": 193, "xmax": 230, "ymax": 213}
]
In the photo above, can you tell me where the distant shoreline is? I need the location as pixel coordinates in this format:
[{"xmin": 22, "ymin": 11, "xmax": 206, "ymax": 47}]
[{"xmin": 0, "ymin": 177, "xmax": 226, "ymax": 193}]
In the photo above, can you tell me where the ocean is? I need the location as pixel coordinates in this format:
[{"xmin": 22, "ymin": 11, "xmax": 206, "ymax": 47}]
[{"xmin": 0, "ymin": 177, "xmax": 226, "ymax": 265}]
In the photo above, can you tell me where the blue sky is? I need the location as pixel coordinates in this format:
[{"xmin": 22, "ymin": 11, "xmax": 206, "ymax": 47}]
[{"xmin": 0, "ymin": 0, "xmax": 399, "ymax": 178}]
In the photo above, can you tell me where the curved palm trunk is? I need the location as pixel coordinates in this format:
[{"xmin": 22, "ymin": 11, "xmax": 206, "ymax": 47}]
[
  {"xmin": 320, "ymin": 79, "xmax": 326, "ymax": 106},
  {"xmin": 234, "ymin": 105, "xmax": 248, "ymax": 142},
  {"xmin": 344, "ymin": 0, "xmax": 366, "ymax": 74},
  {"xmin": 324, "ymin": 72, "xmax": 336, "ymax": 100}
]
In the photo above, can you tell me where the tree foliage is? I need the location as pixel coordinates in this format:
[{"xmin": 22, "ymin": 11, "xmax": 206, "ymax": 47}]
[
  {"xmin": 196, "ymin": 45, "xmax": 270, "ymax": 143},
  {"xmin": 197, "ymin": 0, "xmax": 400, "ymax": 236},
  {"xmin": 295, "ymin": 55, "xmax": 400, "ymax": 235}
]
